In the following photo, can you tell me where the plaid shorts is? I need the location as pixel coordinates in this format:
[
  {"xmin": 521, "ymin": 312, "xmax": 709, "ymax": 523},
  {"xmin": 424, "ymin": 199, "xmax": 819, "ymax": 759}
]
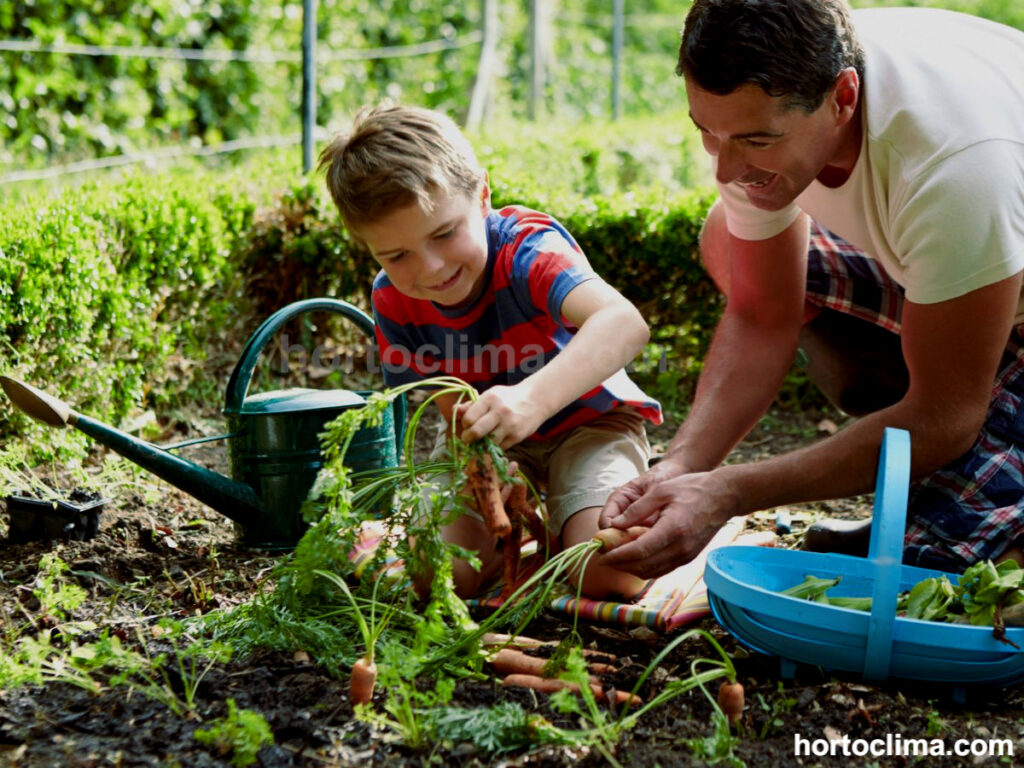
[{"xmin": 807, "ymin": 223, "xmax": 1024, "ymax": 573}]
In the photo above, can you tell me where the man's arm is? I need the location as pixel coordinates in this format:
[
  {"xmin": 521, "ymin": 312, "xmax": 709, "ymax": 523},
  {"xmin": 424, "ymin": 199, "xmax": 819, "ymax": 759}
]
[
  {"xmin": 601, "ymin": 271, "xmax": 1022, "ymax": 577},
  {"xmin": 599, "ymin": 210, "xmax": 809, "ymax": 532},
  {"xmin": 458, "ymin": 278, "xmax": 650, "ymax": 448},
  {"xmin": 728, "ymin": 270, "xmax": 1023, "ymax": 507},
  {"xmin": 666, "ymin": 212, "xmax": 811, "ymax": 474}
]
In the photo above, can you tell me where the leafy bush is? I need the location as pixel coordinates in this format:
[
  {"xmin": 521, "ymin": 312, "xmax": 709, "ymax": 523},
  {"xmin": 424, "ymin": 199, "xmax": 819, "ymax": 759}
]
[
  {"xmin": 1, "ymin": 1, "xmax": 266, "ymax": 169},
  {"xmin": 0, "ymin": 170, "xmax": 262, "ymax": 454},
  {"xmin": 4, "ymin": 0, "xmax": 1019, "ymax": 178},
  {"xmin": 0, "ymin": 0, "xmax": 483, "ymax": 173}
]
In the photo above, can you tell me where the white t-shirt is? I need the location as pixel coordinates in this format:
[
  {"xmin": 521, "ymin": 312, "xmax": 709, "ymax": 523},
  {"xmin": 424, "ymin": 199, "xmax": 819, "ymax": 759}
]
[{"xmin": 718, "ymin": 8, "xmax": 1024, "ymax": 319}]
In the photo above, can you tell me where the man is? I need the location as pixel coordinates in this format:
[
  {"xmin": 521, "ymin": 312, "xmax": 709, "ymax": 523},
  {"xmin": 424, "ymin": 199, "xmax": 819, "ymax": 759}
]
[{"xmin": 599, "ymin": 0, "xmax": 1024, "ymax": 577}]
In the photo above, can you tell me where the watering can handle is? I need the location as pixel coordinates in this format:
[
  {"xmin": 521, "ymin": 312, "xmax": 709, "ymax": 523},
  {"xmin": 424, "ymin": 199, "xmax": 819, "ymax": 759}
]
[
  {"xmin": 224, "ymin": 298, "xmax": 406, "ymax": 449},
  {"xmin": 862, "ymin": 427, "xmax": 911, "ymax": 682}
]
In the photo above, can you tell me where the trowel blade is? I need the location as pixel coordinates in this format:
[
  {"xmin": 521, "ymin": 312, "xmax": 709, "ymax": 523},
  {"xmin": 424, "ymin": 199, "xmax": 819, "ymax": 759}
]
[{"xmin": 0, "ymin": 376, "xmax": 74, "ymax": 428}]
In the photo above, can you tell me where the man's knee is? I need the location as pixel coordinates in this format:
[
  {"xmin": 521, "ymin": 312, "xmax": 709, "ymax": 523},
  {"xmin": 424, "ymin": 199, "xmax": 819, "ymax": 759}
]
[{"xmin": 798, "ymin": 309, "xmax": 909, "ymax": 416}]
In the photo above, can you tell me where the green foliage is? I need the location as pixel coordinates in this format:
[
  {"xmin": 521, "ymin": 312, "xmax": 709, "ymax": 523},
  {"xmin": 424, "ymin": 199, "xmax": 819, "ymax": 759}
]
[
  {"xmin": 755, "ymin": 682, "xmax": 797, "ymax": 740},
  {"xmin": 1, "ymin": 117, "xmax": 720, "ymax": 456},
  {"xmin": 1, "ymin": 0, "xmax": 266, "ymax": 170},
  {"xmin": 686, "ymin": 711, "xmax": 746, "ymax": 768},
  {"xmin": 33, "ymin": 552, "xmax": 88, "ymax": 621},
  {"xmin": 955, "ymin": 559, "xmax": 1024, "ymax": 626},
  {"xmin": 426, "ymin": 702, "xmax": 566, "ymax": 756},
  {"xmin": 0, "ymin": 555, "xmax": 230, "ymax": 718},
  {"xmin": 4, "ymin": 0, "xmax": 1019, "ymax": 179},
  {"xmin": 0, "ymin": 168, "xmax": 261, "ymax": 454},
  {"xmin": 779, "ymin": 559, "xmax": 1024, "ymax": 631},
  {"xmin": 539, "ymin": 2, "xmax": 693, "ymax": 121},
  {"xmin": 194, "ymin": 699, "xmax": 274, "ymax": 768},
  {"xmin": 1, "ymin": 0, "xmax": 483, "ymax": 173}
]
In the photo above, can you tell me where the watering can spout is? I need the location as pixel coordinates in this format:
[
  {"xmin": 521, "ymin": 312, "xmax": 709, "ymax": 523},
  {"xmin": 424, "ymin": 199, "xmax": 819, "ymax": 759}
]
[{"xmin": 0, "ymin": 376, "xmax": 262, "ymax": 525}]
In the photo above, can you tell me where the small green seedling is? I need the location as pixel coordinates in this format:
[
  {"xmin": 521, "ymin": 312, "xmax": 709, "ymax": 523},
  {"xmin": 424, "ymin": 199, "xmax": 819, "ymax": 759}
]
[{"xmin": 194, "ymin": 698, "xmax": 274, "ymax": 767}]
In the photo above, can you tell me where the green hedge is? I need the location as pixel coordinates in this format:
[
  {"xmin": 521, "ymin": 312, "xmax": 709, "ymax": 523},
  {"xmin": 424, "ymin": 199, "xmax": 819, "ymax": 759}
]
[
  {"xmin": 0, "ymin": 172, "xmax": 261, "ymax": 453},
  {"xmin": 0, "ymin": 160, "xmax": 718, "ymax": 455}
]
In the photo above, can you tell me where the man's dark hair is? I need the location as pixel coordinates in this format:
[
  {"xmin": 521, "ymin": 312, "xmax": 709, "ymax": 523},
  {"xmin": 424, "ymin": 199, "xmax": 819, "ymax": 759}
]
[{"xmin": 678, "ymin": 0, "xmax": 865, "ymax": 113}]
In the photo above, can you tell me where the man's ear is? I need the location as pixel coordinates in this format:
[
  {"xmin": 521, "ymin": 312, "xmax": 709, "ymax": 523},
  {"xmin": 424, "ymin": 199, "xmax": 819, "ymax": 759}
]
[{"xmin": 832, "ymin": 67, "xmax": 860, "ymax": 127}]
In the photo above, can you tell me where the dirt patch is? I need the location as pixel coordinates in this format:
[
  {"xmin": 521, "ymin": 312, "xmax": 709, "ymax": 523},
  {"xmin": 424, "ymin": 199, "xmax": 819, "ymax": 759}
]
[{"xmin": 2, "ymin": 407, "xmax": 1023, "ymax": 767}]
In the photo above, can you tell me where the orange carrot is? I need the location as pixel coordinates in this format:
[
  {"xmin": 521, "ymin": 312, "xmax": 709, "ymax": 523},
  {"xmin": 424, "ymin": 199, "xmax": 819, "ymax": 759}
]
[
  {"xmin": 717, "ymin": 680, "xmax": 744, "ymax": 723},
  {"xmin": 482, "ymin": 631, "xmax": 545, "ymax": 648},
  {"xmin": 350, "ymin": 656, "xmax": 377, "ymax": 706},
  {"xmin": 489, "ymin": 648, "xmax": 554, "ymax": 677},
  {"xmin": 502, "ymin": 673, "xmax": 641, "ymax": 706},
  {"xmin": 508, "ymin": 483, "xmax": 561, "ymax": 556},
  {"xmin": 466, "ymin": 454, "xmax": 512, "ymax": 539},
  {"xmin": 499, "ymin": 519, "xmax": 523, "ymax": 599},
  {"xmin": 593, "ymin": 526, "xmax": 650, "ymax": 552},
  {"xmin": 481, "ymin": 633, "xmax": 619, "ymax": 663},
  {"xmin": 580, "ymin": 659, "xmax": 618, "ymax": 676},
  {"xmin": 489, "ymin": 648, "xmax": 603, "ymax": 684},
  {"xmin": 507, "ymin": 482, "xmax": 532, "ymax": 517}
]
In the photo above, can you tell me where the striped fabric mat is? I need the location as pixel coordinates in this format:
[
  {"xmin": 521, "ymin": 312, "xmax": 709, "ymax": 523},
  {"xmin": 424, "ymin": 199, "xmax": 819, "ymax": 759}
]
[
  {"xmin": 348, "ymin": 517, "xmax": 775, "ymax": 633},
  {"xmin": 470, "ymin": 517, "xmax": 773, "ymax": 632}
]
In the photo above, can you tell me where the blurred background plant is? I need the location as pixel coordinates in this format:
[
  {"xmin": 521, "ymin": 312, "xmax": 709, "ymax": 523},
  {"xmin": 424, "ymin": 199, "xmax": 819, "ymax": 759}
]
[{"xmin": 7, "ymin": 0, "xmax": 1012, "ymax": 189}]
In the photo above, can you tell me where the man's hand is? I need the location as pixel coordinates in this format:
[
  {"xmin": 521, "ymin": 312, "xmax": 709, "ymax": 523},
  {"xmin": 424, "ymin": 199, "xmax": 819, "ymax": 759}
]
[
  {"xmin": 457, "ymin": 386, "xmax": 545, "ymax": 449},
  {"xmin": 597, "ymin": 468, "xmax": 741, "ymax": 579},
  {"xmin": 598, "ymin": 455, "xmax": 689, "ymax": 529}
]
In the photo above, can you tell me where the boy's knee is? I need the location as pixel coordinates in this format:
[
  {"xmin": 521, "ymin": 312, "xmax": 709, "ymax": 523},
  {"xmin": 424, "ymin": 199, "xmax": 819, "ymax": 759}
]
[
  {"xmin": 568, "ymin": 561, "xmax": 647, "ymax": 601},
  {"xmin": 452, "ymin": 559, "xmax": 487, "ymax": 599}
]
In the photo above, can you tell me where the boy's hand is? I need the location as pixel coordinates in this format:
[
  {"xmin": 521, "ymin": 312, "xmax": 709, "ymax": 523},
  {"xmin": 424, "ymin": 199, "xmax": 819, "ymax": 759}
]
[{"xmin": 457, "ymin": 386, "xmax": 545, "ymax": 449}]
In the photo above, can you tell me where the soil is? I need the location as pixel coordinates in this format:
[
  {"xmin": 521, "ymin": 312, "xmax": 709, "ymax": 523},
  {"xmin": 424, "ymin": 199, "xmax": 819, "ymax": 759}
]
[{"xmin": 2, "ymin": 405, "xmax": 1023, "ymax": 768}]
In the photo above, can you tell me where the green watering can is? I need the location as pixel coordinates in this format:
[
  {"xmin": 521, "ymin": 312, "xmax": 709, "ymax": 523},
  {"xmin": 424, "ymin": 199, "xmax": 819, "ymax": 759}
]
[{"xmin": 0, "ymin": 298, "xmax": 405, "ymax": 550}]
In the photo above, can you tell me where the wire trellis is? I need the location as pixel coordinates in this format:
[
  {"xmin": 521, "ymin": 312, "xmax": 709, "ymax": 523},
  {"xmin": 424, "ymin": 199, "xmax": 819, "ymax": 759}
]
[{"xmin": 0, "ymin": 31, "xmax": 482, "ymax": 185}]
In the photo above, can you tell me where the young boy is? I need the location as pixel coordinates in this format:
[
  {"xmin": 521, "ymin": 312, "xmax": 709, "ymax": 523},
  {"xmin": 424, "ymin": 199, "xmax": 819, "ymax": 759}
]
[{"xmin": 319, "ymin": 104, "xmax": 662, "ymax": 600}]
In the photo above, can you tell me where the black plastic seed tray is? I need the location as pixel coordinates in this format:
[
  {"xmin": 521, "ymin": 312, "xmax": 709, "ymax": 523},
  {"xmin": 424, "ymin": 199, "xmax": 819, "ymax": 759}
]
[{"xmin": 4, "ymin": 491, "xmax": 107, "ymax": 542}]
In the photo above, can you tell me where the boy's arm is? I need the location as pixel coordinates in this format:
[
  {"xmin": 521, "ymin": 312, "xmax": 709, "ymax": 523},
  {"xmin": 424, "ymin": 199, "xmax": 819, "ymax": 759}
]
[{"xmin": 458, "ymin": 279, "xmax": 649, "ymax": 448}]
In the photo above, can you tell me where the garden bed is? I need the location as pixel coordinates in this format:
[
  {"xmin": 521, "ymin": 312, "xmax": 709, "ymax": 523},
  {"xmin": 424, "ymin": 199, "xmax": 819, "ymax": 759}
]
[{"xmin": 2, "ymin": 410, "xmax": 1023, "ymax": 767}]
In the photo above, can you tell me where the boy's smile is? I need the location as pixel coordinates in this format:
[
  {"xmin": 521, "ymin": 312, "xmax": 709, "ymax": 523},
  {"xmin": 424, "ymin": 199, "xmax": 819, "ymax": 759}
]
[{"xmin": 353, "ymin": 183, "xmax": 491, "ymax": 307}]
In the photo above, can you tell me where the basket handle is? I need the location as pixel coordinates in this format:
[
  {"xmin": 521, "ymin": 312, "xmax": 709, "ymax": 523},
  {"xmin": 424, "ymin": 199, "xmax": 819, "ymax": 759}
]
[{"xmin": 862, "ymin": 427, "xmax": 911, "ymax": 681}]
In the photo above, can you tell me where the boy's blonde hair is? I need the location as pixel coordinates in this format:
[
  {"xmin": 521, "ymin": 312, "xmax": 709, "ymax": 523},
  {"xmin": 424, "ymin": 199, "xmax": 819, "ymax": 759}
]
[{"xmin": 318, "ymin": 104, "xmax": 486, "ymax": 228}]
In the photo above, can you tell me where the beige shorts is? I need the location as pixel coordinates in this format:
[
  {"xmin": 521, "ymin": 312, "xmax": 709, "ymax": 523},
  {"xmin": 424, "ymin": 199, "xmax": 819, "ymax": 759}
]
[{"xmin": 433, "ymin": 407, "xmax": 651, "ymax": 536}]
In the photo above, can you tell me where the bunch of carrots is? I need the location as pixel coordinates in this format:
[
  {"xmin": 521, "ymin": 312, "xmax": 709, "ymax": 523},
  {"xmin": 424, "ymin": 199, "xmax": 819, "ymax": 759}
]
[
  {"xmin": 313, "ymin": 377, "xmax": 747, "ymax": 725},
  {"xmin": 481, "ymin": 632, "xmax": 640, "ymax": 707}
]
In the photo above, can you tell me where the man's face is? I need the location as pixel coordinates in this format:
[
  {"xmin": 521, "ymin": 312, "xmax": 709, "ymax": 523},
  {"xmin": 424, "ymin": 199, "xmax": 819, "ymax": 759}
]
[
  {"xmin": 354, "ymin": 183, "xmax": 490, "ymax": 307},
  {"xmin": 686, "ymin": 79, "xmax": 847, "ymax": 211}
]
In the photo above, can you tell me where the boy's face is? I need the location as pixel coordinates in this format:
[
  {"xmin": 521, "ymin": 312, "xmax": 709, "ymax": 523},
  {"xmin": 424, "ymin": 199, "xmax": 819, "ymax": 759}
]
[{"xmin": 353, "ymin": 182, "xmax": 491, "ymax": 307}]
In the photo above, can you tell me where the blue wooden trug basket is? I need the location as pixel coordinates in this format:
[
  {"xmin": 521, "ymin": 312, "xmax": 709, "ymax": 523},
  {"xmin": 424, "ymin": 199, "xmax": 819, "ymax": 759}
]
[{"xmin": 706, "ymin": 428, "xmax": 1024, "ymax": 687}]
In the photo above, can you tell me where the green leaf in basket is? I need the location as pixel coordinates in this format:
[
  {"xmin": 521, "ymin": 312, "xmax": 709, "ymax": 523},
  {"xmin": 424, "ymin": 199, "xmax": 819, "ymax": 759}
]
[
  {"xmin": 903, "ymin": 576, "xmax": 955, "ymax": 621},
  {"xmin": 828, "ymin": 596, "xmax": 873, "ymax": 612},
  {"xmin": 780, "ymin": 575, "xmax": 841, "ymax": 601}
]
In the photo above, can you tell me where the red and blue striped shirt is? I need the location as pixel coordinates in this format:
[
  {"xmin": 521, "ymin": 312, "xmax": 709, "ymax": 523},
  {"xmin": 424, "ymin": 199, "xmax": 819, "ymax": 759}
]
[{"xmin": 372, "ymin": 205, "xmax": 662, "ymax": 439}]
